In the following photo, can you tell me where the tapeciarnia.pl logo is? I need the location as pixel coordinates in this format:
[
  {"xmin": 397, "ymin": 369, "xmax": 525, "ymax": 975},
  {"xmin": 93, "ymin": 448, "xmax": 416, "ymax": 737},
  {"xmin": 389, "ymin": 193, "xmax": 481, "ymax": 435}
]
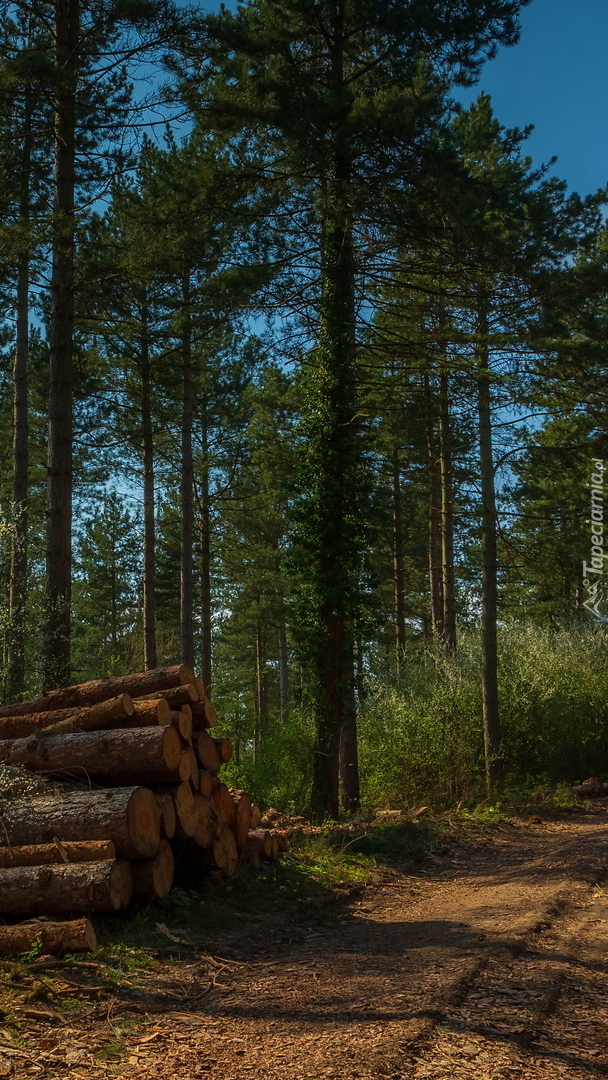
[{"xmin": 582, "ymin": 459, "xmax": 607, "ymax": 620}]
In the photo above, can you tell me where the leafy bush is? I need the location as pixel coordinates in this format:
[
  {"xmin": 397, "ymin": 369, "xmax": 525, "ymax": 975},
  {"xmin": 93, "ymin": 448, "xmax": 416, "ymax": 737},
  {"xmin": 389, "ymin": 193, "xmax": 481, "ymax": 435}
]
[{"xmin": 357, "ymin": 623, "xmax": 608, "ymax": 808}]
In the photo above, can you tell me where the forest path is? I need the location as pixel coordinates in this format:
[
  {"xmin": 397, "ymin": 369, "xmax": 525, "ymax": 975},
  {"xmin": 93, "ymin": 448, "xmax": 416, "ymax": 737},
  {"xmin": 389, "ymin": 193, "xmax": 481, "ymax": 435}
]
[{"xmin": 2, "ymin": 812, "xmax": 608, "ymax": 1079}]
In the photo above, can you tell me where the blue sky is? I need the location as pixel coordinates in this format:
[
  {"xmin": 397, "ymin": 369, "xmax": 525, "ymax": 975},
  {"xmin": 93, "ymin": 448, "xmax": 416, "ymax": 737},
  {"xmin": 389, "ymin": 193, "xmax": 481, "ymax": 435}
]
[{"xmin": 458, "ymin": 0, "xmax": 608, "ymax": 197}]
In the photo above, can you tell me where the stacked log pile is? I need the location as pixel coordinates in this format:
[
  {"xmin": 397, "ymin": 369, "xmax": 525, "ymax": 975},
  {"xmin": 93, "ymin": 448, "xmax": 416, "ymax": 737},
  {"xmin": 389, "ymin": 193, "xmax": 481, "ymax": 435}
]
[{"xmin": 0, "ymin": 664, "xmax": 287, "ymax": 926}]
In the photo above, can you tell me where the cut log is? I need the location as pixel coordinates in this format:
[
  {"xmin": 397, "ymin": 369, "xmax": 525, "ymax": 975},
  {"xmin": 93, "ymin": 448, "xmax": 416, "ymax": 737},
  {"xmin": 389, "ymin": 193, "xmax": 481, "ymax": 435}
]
[
  {"xmin": 248, "ymin": 828, "xmax": 273, "ymax": 858},
  {"xmin": 194, "ymin": 730, "xmax": 220, "ymax": 774},
  {"xmin": 171, "ymin": 709, "xmax": 193, "ymax": 741},
  {"xmin": 0, "ymin": 787, "xmax": 160, "ymax": 859},
  {"xmin": 0, "ymin": 694, "xmax": 134, "ymax": 742},
  {"xmin": 229, "ymin": 790, "xmax": 253, "ymax": 848},
  {"xmin": 0, "ymin": 726, "xmax": 182, "ymax": 779},
  {"xmin": 570, "ymin": 779, "xmax": 608, "ymax": 799},
  {"xmin": 240, "ymin": 835, "xmax": 262, "ymax": 869},
  {"xmin": 0, "ymin": 859, "xmax": 133, "ymax": 914},
  {"xmin": 155, "ymin": 794, "xmax": 176, "ymax": 840},
  {"xmin": 270, "ymin": 833, "xmax": 280, "ymax": 860},
  {"xmin": 204, "ymin": 699, "xmax": 218, "ymax": 727},
  {"xmin": 190, "ymin": 700, "xmax": 216, "ymax": 731},
  {"xmin": 0, "ymin": 840, "xmax": 116, "ymax": 868},
  {"xmin": 204, "ymin": 824, "xmax": 238, "ymax": 876},
  {"xmin": 111, "ymin": 745, "xmax": 192, "ymax": 787},
  {"xmin": 0, "ymin": 918, "xmax": 97, "ymax": 956},
  {"xmin": 250, "ymin": 804, "xmax": 262, "ymax": 830},
  {"xmin": 0, "ymin": 665, "xmax": 195, "ymax": 719},
  {"xmin": 199, "ymin": 770, "xmax": 216, "ymax": 799},
  {"xmin": 164, "ymin": 781, "xmax": 198, "ymax": 838},
  {"xmin": 274, "ymin": 829, "xmax": 291, "ymax": 852},
  {"xmin": 194, "ymin": 677, "xmax": 205, "ymax": 700},
  {"xmin": 129, "ymin": 699, "xmax": 172, "ymax": 727},
  {"xmin": 131, "ymin": 839, "xmax": 174, "ymax": 901},
  {"xmin": 213, "ymin": 736, "xmax": 233, "ymax": 764},
  {"xmin": 212, "ymin": 783, "xmax": 236, "ymax": 827},
  {"xmin": 141, "ymin": 684, "xmax": 199, "ymax": 709},
  {"xmin": 185, "ymin": 745, "xmax": 198, "ymax": 782},
  {"xmin": 192, "ymin": 794, "xmax": 218, "ymax": 848}
]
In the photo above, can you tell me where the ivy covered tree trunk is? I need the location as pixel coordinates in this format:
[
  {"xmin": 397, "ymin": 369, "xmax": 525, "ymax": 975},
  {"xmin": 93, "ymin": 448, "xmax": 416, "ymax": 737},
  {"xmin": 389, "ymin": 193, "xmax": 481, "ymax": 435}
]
[
  {"xmin": 477, "ymin": 300, "xmax": 501, "ymax": 789},
  {"xmin": 44, "ymin": 0, "xmax": 78, "ymax": 690}
]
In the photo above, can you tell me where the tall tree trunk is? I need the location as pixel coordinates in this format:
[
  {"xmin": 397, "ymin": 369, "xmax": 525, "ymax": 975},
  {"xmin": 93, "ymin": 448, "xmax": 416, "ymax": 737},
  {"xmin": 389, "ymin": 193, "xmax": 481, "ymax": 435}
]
[
  {"xmin": 278, "ymin": 604, "xmax": 289, "ymax": 724},
  {"xmin": 254, "ymin": 613, "xmax": 268, "ymax": 752},
  {"xmin": 425, "ymin": 378, "xmax": 443, "ymax": 640},
  {"xmin": 7, "ymin": 92, "xmax": 32, "ymax": 702},
  {"xmin": 477, "ymin": 302, "xmax": 501, "ymax": 789},
  {"xmin": 44, "ymin": 0, "xmax": 78, "ymax": 690},
  {"xmin": 340, "ymin": 671, "xmax": 360, "ymax": 814},
  {"xmin": 180, "ymin": 266, "xmax": 194, "ymax": 668},
  {"xmin": 140, "ymin": 292, "xmax": 157, "ymax": 670},
  {"xmin": 392, "ymin": 447, "xmax": 406, "ymax": 677},
  {"xmin": 438, "ymin": 366, "xmax": 457, "ymax": 654},
  {"xmin": 199, "ymin": 397, "xmax": 212, "ymax": 694},
  {"xmin": 310, "ymin": 170, "xmax": 359, "ymax": 818}
]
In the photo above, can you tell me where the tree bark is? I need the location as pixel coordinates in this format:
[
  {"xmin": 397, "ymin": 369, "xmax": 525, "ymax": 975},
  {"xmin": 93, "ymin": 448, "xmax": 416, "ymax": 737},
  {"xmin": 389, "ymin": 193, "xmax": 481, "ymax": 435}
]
[
  {"xmin": 129, "ymin": 698, "xmax": 172, "ymax": 727},
  {"xmin": 211, "ymin": 782, "xmax": 236, "ymax": 827},
  {"xmin": 194, "ymin": 729, "xmax": 221, "ymax": 774},
  {"xmin": 190, "ymin": 697, "xmax": 217, "ymax": 730},
  {"xmin": 278, "ymin": 609, "xmax": 289, "ymax": 724},
  {"xmin": 6, "ymin": 88, "xmax": 32, "ymax": 703},
  {"xmin": 254, "ymin": 613, "xmax": 268, "ymax": 754},
  {"xmin": 477, "ymin": 302, "xmax": 501, "ymax": 789},
  {"xmin": 163, "ymin": 780, "xmax": 198, "ymax": 838},
  {"xmin": 0, "ymin": 917, "xmax": 97, "ymax": 956},
  {"xmin": 200, "ymin": 398, "xmax": 212, "ymax": 693},
  {"xmin": 140, "ymin": 683, "xmax": 198, "ymax": 709},
  {"xmin": 0, "ymin": 859, "xmax": 132, "ymax": 914},
  {"xmin": 438, "ymin": 365, "xmax": 457, "ymax": 653},
  {"xmin": 229, "ymin": 789, "xmax": 252, "ymax": 848},
  {"xmin": 180, "ymin": 265, "xmax": 195, "ymax": 668},
  {"xmin": 0, "ymin": 693, "xmax": 134, "ymax": 741},
  {"xmin": 426, "ymin": 378, "xmax": 443, "ymax": 639},
  {"xmin": 392, "ymin": 447, "xmax": 406, "ymax": 676},
  {"xmin": 0, "ymin": 787, "xmax": 160, "ymax": 859},
  {"xmin": 131, "ymin": 838, "xmax": 174, "ymax": 900},
  {"xmin": 140, "ymin": 290, "xmax": 158, "ymax": 670},
  {"xmin": 0, "ymin": 663, "xmax": 195, "ymax": 719},
  {"xmin": 155, "ymin": 793, "xmax": 176, "ymax": 839},
  {"xmin": 311, "ymin": 172, "xmax": 359, "ymax": 817},
  {"xmin": 44, "ymin": 0, "xmax": 79, "ymax": 690},
  {"xmin": 0, "ymin": 725, "xmax": 182, "ymax": 777},
  {"xmin": 0, "ymin": 840, "xmax": 115, "ymax": 868}
]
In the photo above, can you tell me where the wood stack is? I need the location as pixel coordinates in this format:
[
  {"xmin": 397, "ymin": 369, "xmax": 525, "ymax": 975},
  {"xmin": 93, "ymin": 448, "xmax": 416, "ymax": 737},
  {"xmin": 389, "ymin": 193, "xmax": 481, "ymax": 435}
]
[{"xmin": 0, "ymin": 664, "xmax": 285, "ymax": 929}]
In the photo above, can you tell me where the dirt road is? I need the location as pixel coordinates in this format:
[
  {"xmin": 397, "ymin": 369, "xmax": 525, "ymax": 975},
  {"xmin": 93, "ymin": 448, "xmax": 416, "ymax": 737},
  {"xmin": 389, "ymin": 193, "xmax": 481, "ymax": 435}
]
[{"xmin": 2, "ymin": 811, "xmax": 607, "ymax": 1079}]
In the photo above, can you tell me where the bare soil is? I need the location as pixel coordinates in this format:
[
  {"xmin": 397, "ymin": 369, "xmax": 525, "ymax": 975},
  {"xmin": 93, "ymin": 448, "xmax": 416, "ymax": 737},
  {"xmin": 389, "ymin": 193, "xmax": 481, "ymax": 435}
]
[{"xmin": 1, "ymin": 808, "xmax": 607, "ymax": 1079}]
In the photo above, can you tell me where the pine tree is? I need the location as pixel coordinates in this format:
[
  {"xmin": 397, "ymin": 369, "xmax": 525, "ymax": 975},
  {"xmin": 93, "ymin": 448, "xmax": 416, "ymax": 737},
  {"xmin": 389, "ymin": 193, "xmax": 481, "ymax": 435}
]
[{"xmin": 174, "ymin": 0, "xmax": 528, "ymax": 817}]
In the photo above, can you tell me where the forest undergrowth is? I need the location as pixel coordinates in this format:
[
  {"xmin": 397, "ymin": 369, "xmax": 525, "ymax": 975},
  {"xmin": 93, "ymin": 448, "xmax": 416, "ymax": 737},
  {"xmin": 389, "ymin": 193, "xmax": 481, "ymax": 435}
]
[{"xmin": 221, "ymin": 623, "xmax": 608, "ymax": 815}]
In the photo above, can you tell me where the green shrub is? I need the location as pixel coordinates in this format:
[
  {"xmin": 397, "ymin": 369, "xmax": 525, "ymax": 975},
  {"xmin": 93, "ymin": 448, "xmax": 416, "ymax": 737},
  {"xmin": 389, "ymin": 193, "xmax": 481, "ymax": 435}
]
[{"xmin": 358, "ymin": 623, "xmax": 608, "ymax": 808}]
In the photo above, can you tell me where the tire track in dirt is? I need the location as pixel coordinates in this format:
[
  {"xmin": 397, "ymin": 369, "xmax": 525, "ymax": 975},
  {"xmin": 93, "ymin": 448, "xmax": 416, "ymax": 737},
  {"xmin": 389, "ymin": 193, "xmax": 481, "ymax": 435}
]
[
  {"xmin": 4, "ymin": 815, "xmax": 607, "ymax": 1079},
  {"xmin": 117, "ymin": 816, "xmax": 608, "ymax": 1080}
]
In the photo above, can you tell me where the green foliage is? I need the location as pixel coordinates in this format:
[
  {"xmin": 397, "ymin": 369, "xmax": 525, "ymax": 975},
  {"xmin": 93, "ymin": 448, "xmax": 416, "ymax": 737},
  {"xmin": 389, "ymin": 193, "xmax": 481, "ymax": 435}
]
[
  {"xmin": 357, "ymin": 624, "xmax": 608, "ymax": 809},
  {"xmin": 220, "ymin": 707, "xmax": 316, "ymax": 813}
]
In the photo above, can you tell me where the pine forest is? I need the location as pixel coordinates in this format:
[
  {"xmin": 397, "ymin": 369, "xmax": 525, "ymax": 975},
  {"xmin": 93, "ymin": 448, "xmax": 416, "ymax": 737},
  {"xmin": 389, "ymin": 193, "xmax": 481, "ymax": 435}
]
[{"xmin": 1, "ymin": 0, "xmax": 607, "ymax": 820}]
